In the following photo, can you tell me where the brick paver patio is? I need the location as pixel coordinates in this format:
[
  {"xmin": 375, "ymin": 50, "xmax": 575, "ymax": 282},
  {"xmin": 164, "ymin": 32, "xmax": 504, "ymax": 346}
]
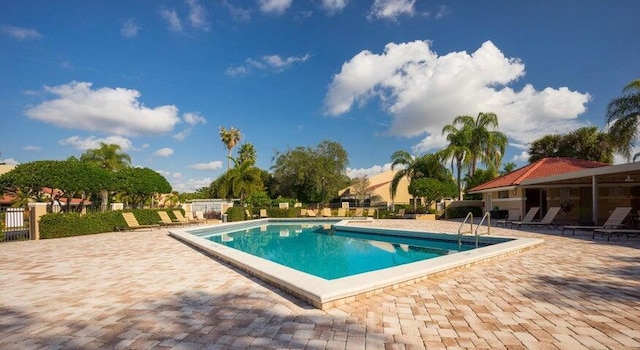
[{"xmin": 1, "ymin": 220, "xmax": 639, "ymax": 349}]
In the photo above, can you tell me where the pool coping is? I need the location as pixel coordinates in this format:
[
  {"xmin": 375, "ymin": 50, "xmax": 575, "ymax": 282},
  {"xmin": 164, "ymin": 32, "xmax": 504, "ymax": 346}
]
[{"xmin": 168, "ymin": 219, "xmax": 544, "ymax": 310}]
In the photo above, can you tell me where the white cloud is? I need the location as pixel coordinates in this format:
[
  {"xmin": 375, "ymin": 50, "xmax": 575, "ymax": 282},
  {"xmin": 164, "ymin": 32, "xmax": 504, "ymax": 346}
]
[
  {"xmin": 223, "ymin": 1, "xmax": 251, "ymax": 21},
  {"xmin": 226, "ymin": 53, "xmax": 311, "ymax": 76},
  {"xmin": 368, "ymin": 0, "xmax": 416, "ymax": 21},
  {"xmin": 183, "ymin": 112, "xmax": 206, "ymax": 125},
  {"xmin": 186, "ymin": 0, "xmax": 210, "ymax": 30},
  {"xmin": 172, "ymin": 177, "xmax": 212, "ymax": 193},
  {"xmin": 153, "ymin": 147, "xmax": 174, "ymax": 157},
  {"xmin": 259, "ymin": 0, "xmax": 292, "ymax": 15},
  {"xmin": 173, "ymin": 129, "xmax": 191, "ymax": 141},
  {"xmin": 160, "ymin": 8, "xmax": 183, "ymax": 31},
  {"xmin": 188, "ymin": 161, "xmax": 224, "ymax": 170},
  {"xmin": 346, "ymin": 163, "xmax": 392, "ymax": 178},
  {"xmin": 59, "ymin": 135, "xmax": 134, "ymax": 151},
  {"xmin": 2, "ymin": 25, "xmax": 42, "ymax": 40},
  {"xmin": 25, "ymin": 81, "xmax": 180, "ymax": 136},
  {"xmin": 23, "ymin": 145, "xmax": 41, "ymax": 151},
  {"xmin": 172, "ymin": 172, "xmax": 182, "ymax": 178},
  {"xmin": 511, "ymin": 151, "xmax": 530, "ymax": 163},
  {"xmin": 324, "ymin": 40, "xmax": 590, "ymax": 153},
  {"xmin": 1, "ymin": 158, "xmax": 19, "ymax": 165},
  {"xmin": 121, "ymin": 18, "xmax": 140, "ymax": 38},
  {"xmin": 321, "ymin": 0, "xmax": 348, "ymax": 14}
]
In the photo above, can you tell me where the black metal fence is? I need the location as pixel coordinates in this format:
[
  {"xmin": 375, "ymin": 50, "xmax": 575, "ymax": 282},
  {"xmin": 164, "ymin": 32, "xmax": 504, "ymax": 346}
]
[{"xmin": 0, "ymin": 207, "xmax": 30, "ymax": 242}]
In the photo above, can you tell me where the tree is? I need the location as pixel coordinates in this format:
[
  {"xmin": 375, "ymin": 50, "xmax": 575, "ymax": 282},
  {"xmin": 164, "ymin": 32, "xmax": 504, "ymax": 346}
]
[
  {"xmin": 390, "ymin": 150, "xmax": 422, "ymax": 207},
  {"xmin": 79, "ymin": 143, "xmax": 131, "ymax": 211},
  {"xmin": 271, "ymin": 140, "xmax": 349, "ymax": 205},
  {"xmin": 350, "ymin": 176, "xmax": 382, "ymax": 207},
  {"xmin": 440, "ymin": 123, "xmax": 471, "ymax": 200},
  {"xmin": 214, "ymin": 161, "xmax": 263, "ymax": 203},
  {"xmin": 237, "ymin": 143, "xmax": 257, "ymax": 166},
  {"xmin": 219, "ymin": 126, "xmax": 242, "ymax": 170},
  {"xmin": 463, "ymin": 169, "xmax": 496, "ymax": 200},
  {"xmin": 606, "ymin": 79, "xmax": 640, "ymax": 161},
  {"xmin": 528, "ymin": 126, "xmax": 613, "ymax": 163},
  {"xmin": 501, "ymin": 162, "xmax": 517, "ymax": 175},
  {"xmin": 408, "ymin": 177, "xmax": 458, "ymax": 210},
  {"xmin": 115, "ymin": 167, "xmax": 171, "ymax": 208}
]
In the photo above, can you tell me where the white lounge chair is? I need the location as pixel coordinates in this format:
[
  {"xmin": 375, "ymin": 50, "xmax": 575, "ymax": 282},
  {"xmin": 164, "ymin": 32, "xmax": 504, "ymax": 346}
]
[
  {"xmin": 496, "ymin": 207, "xmax": 539, "ymax": 227},
  {"xmin": 510, "ymin": 207, "xmax": 561, "ymax": 229},
  {"xmin": 562, "ymin": 207, "xmax": 631, "ymax": 237}
]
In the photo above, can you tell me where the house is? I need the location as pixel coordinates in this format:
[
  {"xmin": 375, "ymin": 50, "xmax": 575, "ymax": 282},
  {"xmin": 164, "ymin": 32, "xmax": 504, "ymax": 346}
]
[
  {"xmin": 468, "ymin": 157, "xmax": 640, "ymax": 225},
  {"xmin": 338, "ymin": 169, "xmax": 412, "ymax": 207}
]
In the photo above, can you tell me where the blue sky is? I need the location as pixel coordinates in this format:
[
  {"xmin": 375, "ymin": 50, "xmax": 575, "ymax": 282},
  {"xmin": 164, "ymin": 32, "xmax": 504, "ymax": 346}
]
[{"xmin": 1, "ymin": 0, "xmax": 638, "ymax": 193}]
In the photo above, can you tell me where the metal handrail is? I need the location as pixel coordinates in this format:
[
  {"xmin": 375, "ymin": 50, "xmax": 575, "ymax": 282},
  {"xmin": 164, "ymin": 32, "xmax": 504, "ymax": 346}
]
[
  {"xmin": 458, "ymin": 212, "xmax": 474, "ymax": 249},
  {"xmin": 474, "ymin": 212, "xmax": 491, "ymax": 248}
]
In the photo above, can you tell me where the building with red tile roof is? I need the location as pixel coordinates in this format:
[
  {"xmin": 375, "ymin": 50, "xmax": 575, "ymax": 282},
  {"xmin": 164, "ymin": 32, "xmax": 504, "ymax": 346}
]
[{"xmin": 468, "ymin": 158, "xmax": 640, "ymax": 225}]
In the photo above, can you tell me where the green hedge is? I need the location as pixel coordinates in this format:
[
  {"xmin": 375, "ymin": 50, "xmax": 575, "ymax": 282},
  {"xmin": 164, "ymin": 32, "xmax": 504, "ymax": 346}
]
[
  {"xmin": 39, "ymin": 209, "xmax": 181, "ymax": 239},
  {"xmin": 445, "ymin": 206, "xmax": 483, "ymax": 219}
]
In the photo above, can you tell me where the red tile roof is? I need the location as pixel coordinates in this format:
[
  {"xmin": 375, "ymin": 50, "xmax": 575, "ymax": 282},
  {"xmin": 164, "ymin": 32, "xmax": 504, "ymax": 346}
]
[{"xmin": 469, "ymin": 157, "xmax": 610, "ymax": 192}]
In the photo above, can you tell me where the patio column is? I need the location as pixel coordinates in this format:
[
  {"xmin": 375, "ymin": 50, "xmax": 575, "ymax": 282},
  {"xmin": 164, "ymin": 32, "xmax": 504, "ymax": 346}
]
[
  {"xmin": 592, "ymin": 175, "xmax": 598, "ymax": 225},
  {"xmin": 28, "ymin": 202, "xmax": 47, "ymax": 240}
]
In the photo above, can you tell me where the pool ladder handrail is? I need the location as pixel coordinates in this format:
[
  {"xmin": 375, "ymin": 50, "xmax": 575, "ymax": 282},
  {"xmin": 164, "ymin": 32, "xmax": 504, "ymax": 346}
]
[
  {"xmin": 473, "ymin": 211, "xmax": 491, "ymax": 248},
  {"xmin": 457, "ymin": 212, "xmax": 474, "ymax": 250}
]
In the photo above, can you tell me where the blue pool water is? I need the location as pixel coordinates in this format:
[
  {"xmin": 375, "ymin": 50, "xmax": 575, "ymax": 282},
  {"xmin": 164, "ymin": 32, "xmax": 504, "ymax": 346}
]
[{"xmin": 196, "ymin": 221, "xmax": 493, "ymax": 280}]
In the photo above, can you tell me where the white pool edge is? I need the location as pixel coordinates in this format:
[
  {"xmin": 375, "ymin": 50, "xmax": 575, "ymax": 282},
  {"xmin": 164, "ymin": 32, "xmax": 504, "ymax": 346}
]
[{"xmin": 169, "ymin": 220, "xmax": 544, "ymax": 309}]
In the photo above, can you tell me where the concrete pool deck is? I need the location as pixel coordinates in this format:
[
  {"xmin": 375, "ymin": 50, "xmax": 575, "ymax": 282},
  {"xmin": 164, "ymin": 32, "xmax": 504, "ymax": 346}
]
[{"xmin": 1, "ymin": 219, "xmax": 639, "ymax": 349}]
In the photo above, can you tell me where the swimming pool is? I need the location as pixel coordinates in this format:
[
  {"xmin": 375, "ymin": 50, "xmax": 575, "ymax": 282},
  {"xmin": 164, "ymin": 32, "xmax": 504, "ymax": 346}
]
[
  {"xmin": 196, "ymin": 221, "xmax": 497, "ymax": 280},
  {"xmin": 170, "ymin": 219, "xmax": 543, "ymax": 309}
]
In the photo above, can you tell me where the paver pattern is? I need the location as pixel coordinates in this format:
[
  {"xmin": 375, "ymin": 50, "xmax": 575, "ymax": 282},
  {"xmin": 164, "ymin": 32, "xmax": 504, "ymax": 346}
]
[{"xmin": 1, "ymin": 220, "xmax": 639, "ymax": 349}]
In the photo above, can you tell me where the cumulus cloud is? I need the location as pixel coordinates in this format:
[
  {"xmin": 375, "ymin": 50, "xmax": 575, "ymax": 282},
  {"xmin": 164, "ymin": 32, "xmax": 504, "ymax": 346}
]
[
  {"xmin": 59, "ymin": 135, "xmax": 134, "ymax": 151},
  {"xmin": 324, "ymin": 40, "xmax": 590, "ymax": 153},
  {"xmin": 1, "ymin": 158, "xmax": 20, "ymax": 165},
  {"xmin": 347, "ymin": 163, "xmax": 393, "ymax": 179},
  {"xmin": 120, "ymin": 18, "xmax": 140, "ymax": 38},
  {"xmin": 183, "ymin": 112, "xmax": 206, "ymax": 125},
  {"xmin": 188, "ymin": 161, "xmax": 224, "ymax": 170},
  {"xmin": 368, "ymin": 0, "xmax": 416, "ymax": 21},
  {"xmin": 172, "ymin": 177, "xmax": 213, "ymax": 193},
  {"xmin": 25, "ymin": 81, "xmax": 180, "ymax": 136},
  {"xmin": 321, "ymin": 0, "xmax": 348, "ymax": 14},
  {"xmin": 226, "ymin": 53, "xmax": 311, "ymax": 76},
  {"xmin": 511, "ymin": 151, "xmax": 530, "ymax": 163},
  {"xmin": 2, "ymin": 25, "xmax": 42, "ymax": 40},
  {"xmin": 259, "ymin": 0, "xmax": 292, "ymax": 15},
  {"xmin": 153, "ymin": 147, "xmax": 174, "ymax": 157},
  {"xmin": 160, "ymin": 8, "xmax": 183, "ymax": 31}
]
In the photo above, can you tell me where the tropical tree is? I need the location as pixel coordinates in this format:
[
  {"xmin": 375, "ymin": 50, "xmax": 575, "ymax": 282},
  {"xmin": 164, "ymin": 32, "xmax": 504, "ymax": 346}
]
[
  {"xmin": 214, "ymin": 161, "xmax": 263, "ymax": 203},
  {"xmin": 115, "ymin": 167, "xmax": 172, "ymax": 208},
  {"xmin": 408, "ymin": 177, "xmax": 458, "ymax": 210},
  {"xmin": 237, "ymin": 143, "xmax": 257, "ymax": 166},
  {"xmin": 79, "ymin": 143, "xmax": 131, "ymax": 211},
  {"xmin": 271, "ymin": 140, "xmax": 349, "ymax": 205},
  {"xmin": 606, "ymin": 79, "xmax": 640, "ymax": 161},
  {"xmin": 440, "ymin": 123, "xmax": 471, "ymax": 200},
  {"xmin": 501, "ymin": 162, "xmax": 517, "ymax": 175},
  {"xmin": 219, "ymin": 126, "xmax": 242, "ymax": 170},
  {"xmin": 528, "ymin": 126, "xmax": 613, "ymax": 163},
  {"xmin": 390, "ymin": 150, "xmax": 422, "ymax": 207}
]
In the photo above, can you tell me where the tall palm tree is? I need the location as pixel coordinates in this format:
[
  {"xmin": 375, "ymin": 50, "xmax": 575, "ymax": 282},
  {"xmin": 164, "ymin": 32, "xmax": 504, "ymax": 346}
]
[
  {"xmin": 606, "ymin": 79, "xmax": 640, "ymax": 162},
  {"xmin": 450, "ymin": 112, "xmax": 507, "ymax": 176},
  {"xmin": 217, "ymin": 162, "xmax": 263, "ymax": 203},
  {"xmin": 237, "ymin": 143, "xmax": 257, "ymax": 166},
  {"xmin": 440, "ymin": 123, "xmax": 471, "ymax": 200},
  {"xmin": 80, "ymin": 143, "xmax": 131, "ymax": 211},
  {"xmin": 390, "ymin": 150, "xmax": 423, "ymax": 210},
  {"xmin": 219, "ymin": 126, "xmax": 242, "ymax": 170}
]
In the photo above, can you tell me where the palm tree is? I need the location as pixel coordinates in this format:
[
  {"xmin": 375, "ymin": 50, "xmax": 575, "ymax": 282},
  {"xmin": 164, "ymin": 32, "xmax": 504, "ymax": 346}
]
[
  {"xmin": 501, "ymin": 162, "xmax": 517, "ymax": 175},
  {"xmin": 219, "ymin": 126, "xmax": 242, "ymax": 170},
  {"xmin": 440, "ymin": 123, "xmax": 471, "ymax": 200},
  {"xmin": 450, "ymin": 112, "xmax": 508, "ymax": 175},
  {"xmin": 216, "ymin": 162, "xmax": 263, "ymax": 203},
  {"xmin": 606, "ymin": 79, "xmax": 640, "ymax": 162},
  {"xmin": 237, "ymin": 143, "xmax": 257, "ymax": 166},
  {"xmin": 80, "ymin": 143, "xmax": 131, "ymax": 211},
  {"xmin": 390, "ymin": 150, "xmax": 423, "ymax": 209}
]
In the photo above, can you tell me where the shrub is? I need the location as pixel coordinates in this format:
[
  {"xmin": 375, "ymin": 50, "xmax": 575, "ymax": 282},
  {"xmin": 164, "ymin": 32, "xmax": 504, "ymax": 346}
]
[
  {"xmin": 226, "ymin": 207, "xmax": 247, "ymax": 222},
  {"xmin": 445, "ymin": 206, "xmax": 482, "ymax": 219}
]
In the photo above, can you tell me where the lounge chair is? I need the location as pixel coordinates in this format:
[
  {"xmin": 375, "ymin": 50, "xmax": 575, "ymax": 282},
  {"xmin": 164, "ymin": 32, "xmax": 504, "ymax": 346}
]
[
  {"xmin": 562, "ymin": 207, "xmax": 631, "ymax": 237},
  {"xmin": 354, "ymin": 208, "xmax": 364, "ymax": 217},
  {"xmin": 366, "ymin": 208, "xmax": 376, "ymax": 217},
  {"xmin": 322, "ymin": 208, "xmax": 332, "ymax": 217},
  {"xmin": 299, "ymin": 208, "xmax": 308, "ymax": 217},
  {"xmin": 119, "ymin": 212, "xmax": 160, "ymax": 231},
  {"xmin": 306, "ymin": 209, "xmax": 318, "ymax": 217},
  {"xmin": 510, "ymin": 207, "xmax": 561, "ymax": 229},
  {"xmin": 174, "ymin": 210, "xmax": 201, "ymax": 224},
  {"xmin": 337, "ymin": 208, "xmax": 346, "ymax": 217},
  {"xmin": 157, "ymin": 211, "xmax": 187, "ymax": 226},
  {"xmin": 260, "ymin": 209, "xmax": 268, "ymax": 218},
  {"xmin": 496, "ymin": 207, "xmax": 539, "ymax": 227},
  {"xmin": 592, "ymin": 227, "xmax": 640, "ymax": 241},
  {"xmin": 393, "ymin": 208, "xmax": 406, "ymax": 218}
]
